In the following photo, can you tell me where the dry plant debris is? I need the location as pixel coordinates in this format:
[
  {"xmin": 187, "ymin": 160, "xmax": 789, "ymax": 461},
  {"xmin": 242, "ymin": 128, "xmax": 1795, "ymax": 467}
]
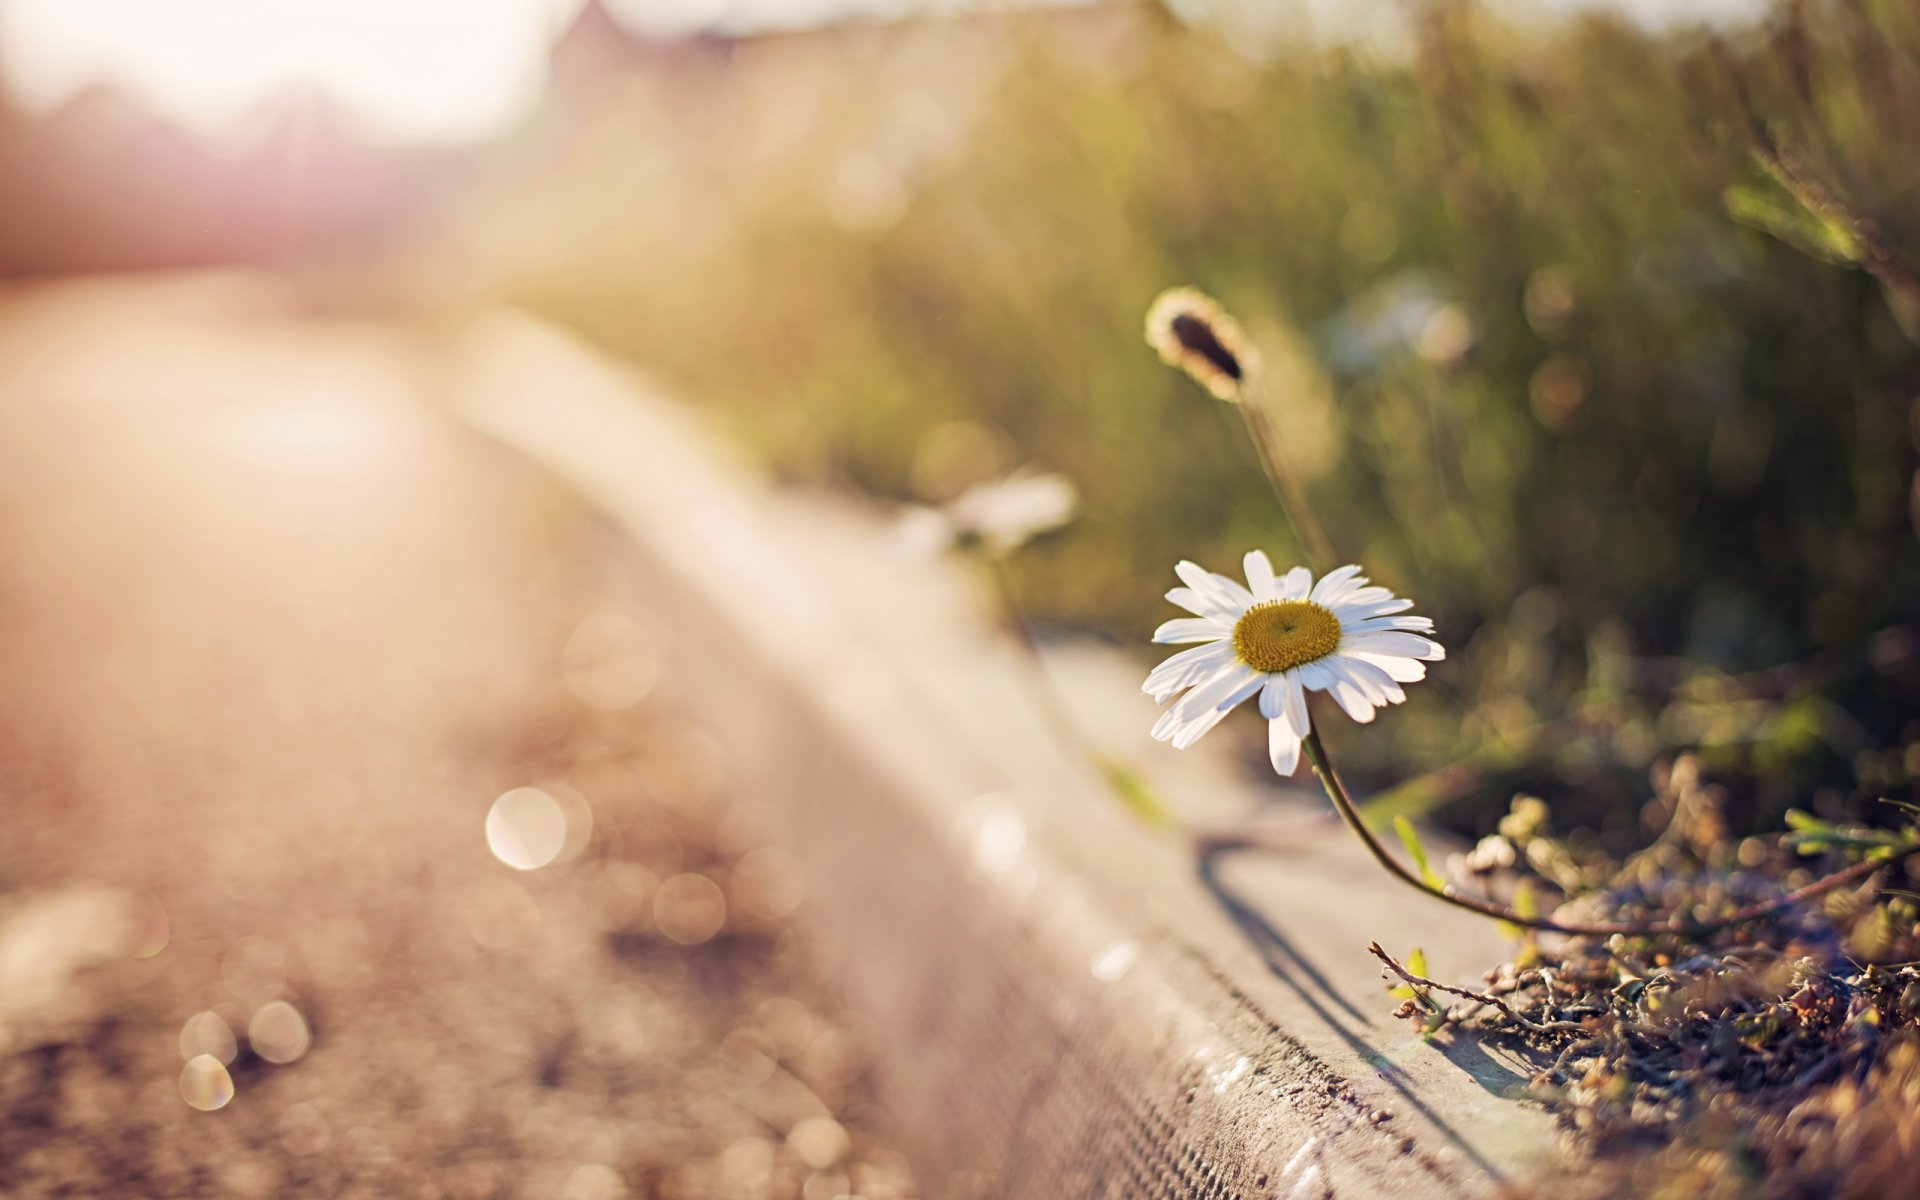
[{"xmin": 1373, "ymin": 758, "xmax": 1920, "ymax": 1199}]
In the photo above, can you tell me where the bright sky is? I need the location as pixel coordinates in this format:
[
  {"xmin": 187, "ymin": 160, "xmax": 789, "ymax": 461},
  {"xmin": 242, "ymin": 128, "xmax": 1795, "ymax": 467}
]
[
  {"xmin": 0, "ymin": 0, "xmax": 590, "ymax": 145},
  {"xmin": 0, "ymin": 0, "xmax": 946, "ymax": 144},
  {"xmin": 0, "ymin": 0, "xmax": 1769, "ymax": 147}
]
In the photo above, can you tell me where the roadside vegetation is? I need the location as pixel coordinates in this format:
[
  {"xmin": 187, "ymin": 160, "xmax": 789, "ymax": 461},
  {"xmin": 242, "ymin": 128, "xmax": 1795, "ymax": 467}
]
[{"xmin": 403, "ymin": 4, "xmax": 1920, "ymax": 1190}]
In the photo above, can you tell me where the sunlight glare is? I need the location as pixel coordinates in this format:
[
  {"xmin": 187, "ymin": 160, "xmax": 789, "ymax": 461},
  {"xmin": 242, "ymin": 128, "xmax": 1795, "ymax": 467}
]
[{"xmin": 0, "ymin": 0, "xmax": 587, "ymax": 144}]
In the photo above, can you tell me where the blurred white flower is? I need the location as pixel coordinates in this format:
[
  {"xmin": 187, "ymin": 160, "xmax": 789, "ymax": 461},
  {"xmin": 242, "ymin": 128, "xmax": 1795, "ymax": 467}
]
[
  {"xmin": 1143, "ymin": 553, "xmax": 1444, "ymax": 776},
  {"xmin": 897, "ymin": 469, "xmax": 1078, "ymax": 559}
]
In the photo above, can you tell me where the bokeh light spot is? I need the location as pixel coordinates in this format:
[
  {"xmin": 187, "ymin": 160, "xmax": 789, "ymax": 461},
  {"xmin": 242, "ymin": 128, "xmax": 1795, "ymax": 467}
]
[
  {"xmin": 1415, "ymin": 303, "xmax": 1474, "ymax": 365},
  {"xmin": 1090, "ymin": 941, "xmax": 1138, "ymax": 983},
  {"xmin": 179, "ymin": 1054, "xmax": 234, "ymax": 1111},
  {"xmin": 248, "ymin": 1000, "xmax": 312, "ymax": 1064},
  {"xmin": 486, "ymin": 786, "xmax": 571, "ymax": 871},
  {"xmin": 752, "ymin": 996, "xmax": 817, "ymax": 1060},
  {"xmin": 786, "ymin": 1116, "xmax": 851, "ymax": 1171},
  {"xmin": 128, "ymin": 893, "xmax": 171, "ymax": 958},
  {"xmin": 801, "ymin": 1169, "xmax": 852, "ymax": 1200},
  {"xmin": 644, "ymin": 725, "xmax": 730, "ymax": 812},
  {"xmin": 731, "ymin": 846, "xmax": 806, "ymax": 921},
  {"xmin": 563, "ymin": 1163, "xmax": 628, "ymax": 1200},
  {"xmin": 177, "ymin": 1011, "xmax": 238, "ymax": 1064},
  {"xmin": 278, "ymin": 1102, "xmax": 332, "ymax": 1155},
  {"xmin": 972, "ymin": 804, "xmax": 1026, "ymax": 874},
  {"xmin": 652, "ymin": 873, "xmax": 726, "ymax": 946},
  {"xmin": 719, "ymin": 1137, "xmax": 776, "ymax": 1192}
]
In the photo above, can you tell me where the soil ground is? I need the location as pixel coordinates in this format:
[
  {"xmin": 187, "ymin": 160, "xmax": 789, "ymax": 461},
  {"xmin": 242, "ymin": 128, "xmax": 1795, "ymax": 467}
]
[{"xmin": 0, "ymin": 278, "xmax": 919, "ymax": 1199}]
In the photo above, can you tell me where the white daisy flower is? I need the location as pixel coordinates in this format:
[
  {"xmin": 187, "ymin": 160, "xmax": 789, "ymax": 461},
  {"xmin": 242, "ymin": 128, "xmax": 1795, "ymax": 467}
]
[
  {"xmin": 946, "ymin": 469, "xmax": 1078, "ymax": 556},
  {"xmin": 895, "ymin": 469, "xmax": 1078, "ymax": 559},
  {"xmin": 1143, "ymin": 553, "xmax": 1445, "ymax": 776}
]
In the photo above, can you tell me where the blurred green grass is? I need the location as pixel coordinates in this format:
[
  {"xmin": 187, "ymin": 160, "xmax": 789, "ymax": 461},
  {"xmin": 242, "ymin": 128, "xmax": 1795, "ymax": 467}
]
[{"xmin": 420, "ymin": 0, "xmax": 1920, "ymax": 832}]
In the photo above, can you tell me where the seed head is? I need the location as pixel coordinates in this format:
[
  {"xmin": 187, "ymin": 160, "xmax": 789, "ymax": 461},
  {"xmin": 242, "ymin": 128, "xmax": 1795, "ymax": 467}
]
[{"xmin": 1145, "ymin": 286, "xmax": 1258, "ymax": 402}]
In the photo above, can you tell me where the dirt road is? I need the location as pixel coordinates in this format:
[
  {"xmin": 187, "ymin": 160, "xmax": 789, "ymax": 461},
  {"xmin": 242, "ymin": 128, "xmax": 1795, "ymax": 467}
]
[{"xmin": 0, "ymin": 275, "xmax": 916, "ymax": 1199}]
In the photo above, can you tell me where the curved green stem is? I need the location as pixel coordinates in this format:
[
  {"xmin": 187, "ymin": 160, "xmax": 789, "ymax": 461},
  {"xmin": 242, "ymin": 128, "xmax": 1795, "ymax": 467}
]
[
  {"xmin": 985, "ymin": 555, "xmax": 1176, "ymax": 829},
  {"xmin": 986, "ymin": 555, "xmax": 1096, "ymax": 758},
  {"xmin": 1299, "ymin": 727, "xmax": 1916, "ymax": 938},
  {"xmin": 1237, "ymin": 386, "xmax": 1335, "ymax": 568}
]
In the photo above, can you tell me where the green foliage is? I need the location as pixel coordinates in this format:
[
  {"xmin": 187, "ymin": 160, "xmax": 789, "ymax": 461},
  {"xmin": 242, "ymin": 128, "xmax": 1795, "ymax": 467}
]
[
  {"xmin": 1394, "ymin": 815, "xmax": 1445, "ymax": 890},
  {"xmin": 1724, "ymin": 166, "xmax": 1865, "ymax": 267},
  {"xmin": 1387, "ymin": 945, "xmax": 1433, "ymax": 1003},
  {"xmin": 1497, "ymin": 877, "xmax": 1541, "ymax": 942},
  {"xmin": 1781, "ymin": 808, "xmax": 1918, "ymax": 858},
  {"xmin": 444, "ymin": 0, "xmax": 1920, "ymax": 819}
]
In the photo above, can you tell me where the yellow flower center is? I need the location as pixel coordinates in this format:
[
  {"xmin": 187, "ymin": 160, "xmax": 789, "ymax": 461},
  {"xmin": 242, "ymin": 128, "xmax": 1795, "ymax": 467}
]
[{"xmin": 1232, "ymin": 600, "xmax": 1341, "ymax": 673}]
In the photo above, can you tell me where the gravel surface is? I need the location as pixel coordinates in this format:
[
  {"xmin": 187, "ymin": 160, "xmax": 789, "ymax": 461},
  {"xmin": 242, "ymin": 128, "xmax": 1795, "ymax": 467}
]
[{"xmin": 0, "ymin": 281, "xmax": 920, "ymax": 1199}]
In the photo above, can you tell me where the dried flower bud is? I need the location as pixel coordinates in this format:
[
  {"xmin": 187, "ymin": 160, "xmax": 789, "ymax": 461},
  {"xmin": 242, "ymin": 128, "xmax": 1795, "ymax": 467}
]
[
  {"xmin": 1463, "ymin": 834, "xmax": 1517, "ymax": 875},
  {"xmin": 1145, "ymin": 286, "xmax": 1257, "ymax": 402}
]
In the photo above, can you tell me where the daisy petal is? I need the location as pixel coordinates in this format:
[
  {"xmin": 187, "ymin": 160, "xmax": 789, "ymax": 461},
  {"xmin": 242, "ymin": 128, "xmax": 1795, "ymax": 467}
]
[
  {"xmin": 1340, "ymin": 631, "xmax": 1446, "ymax": 661},
  {"xmin": 1339, "ymin": 586, "xmax": 1395, "ymax": 608},
  {"xmin": 1268, "ymin": 718, "xmax": 1302, "ymax": 776},
  {"xmin": 1175, "ymin": 561, "xmax": 1255, "ymax": 614},
  {"xmin": 1243, "ymin": 551, "xmax": 1276, "ymax": 601},
  {"xmin": 1156, "ymin": 664, "xmax": 1261, "ymax": 747},
  {"xmin": 1152, "ymin": 702, "xmax": 1193, "ymax": 741},
  {"xmin": 1295, "ymin": 660, "xmax": 1338, "ymax": 695},
  {"xmin": 1152, "ymin": 661, "xmax": 1241, "ymax": 736},
  {"xmin": 1143, "ymin": 641, "xmax": 1234, "ymax": 698},
  {"xmin": 1260, "ymin": 671, "xmax": 1311, "ymax": 739},
  {"xmin": 1170, "ymin": 672, "xmax": 1263, "ymax": 748},
  {"xmin": 1320, "ymin": 659, "xmax": 1378, "ymax": 723},
  {"xmin": 1277, "ymin": 566, "xmax": 1313, "ymax": 600},
  {"xmin": 1346, "ymin": 651, "xmax": 1428, "ymax": 683},
  {"xmin": 1161, "ymin": 696, "xmax": 1236, "ymax": 748},
  {"xmin": 1258, "ymin": 675, "xmax": 1285, "ymax": 719},
  {"xmin": 1310, "ymin": 564, "xmax": 1367, "ymax": 606},
  {"xmin": 1339, "ymin": 615, "xmax": 1436, "ymax": 635},
  {"xmin": 1165, "ymin": 586, "xmax": 1239, "ymax": 621},
  {"xmin": 1334, "ymin": 596, "xmax": 1416, "ymax": 621},
  {"xmin": 1282, "ymin": 673, "xmax": 1310, "ymax": 740},
  {"xmin": 1169, "ymin": 662, "xmax": 1261, "ymax": 725},
  {"xmin": 1334, "ymin": 655, "xmax": 1406, "ymax": 706},
  {"xmin": 1153, "ymin": 617, "xmax": 1230, "ymax": 644}
]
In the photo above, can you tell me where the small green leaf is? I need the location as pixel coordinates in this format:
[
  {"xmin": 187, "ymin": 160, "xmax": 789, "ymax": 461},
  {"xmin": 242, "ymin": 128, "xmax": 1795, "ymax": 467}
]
[
  {"xmin": 1394, "ymin": 816, "xmax": 1444, "ymax": 890},
  {"xmin": 1388, "ymin": 947, "xmax": 1433, "ymax": 1005},
  {"xmin": 1783, "ymin": 808, "xmax": 1834, "ymax": 833},
  {"xmin": 1784, "ymin": 820, "xmax": 1913, "ymax": 858},
  {"xmin": 1513, "ymin": 878, "xmax": 1539, "ymax": 919},
  {"xmin": 1783, "ymin": 832, "xmax": 1835, "ymax": 856},
  {"xmin": 1097, "ymin": 756, "xmax": 1174, "ymax": 829},
  {"xmin": 1495, "ymin": 879, "xmax": 1538, "ymax": 941},
  {"xmin": 1724, "ymin": 164, "xmax": 1866, "ymax": 266}
]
